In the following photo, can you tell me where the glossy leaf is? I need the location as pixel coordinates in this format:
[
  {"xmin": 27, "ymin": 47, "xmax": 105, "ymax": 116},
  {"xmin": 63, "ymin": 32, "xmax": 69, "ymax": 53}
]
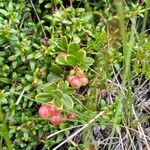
[
  {"xmin": 65, "ymin": 55, "xmax": 76, "ymax": 66},
  {"xmin": 68, "ymin": 42, "xmax": 80, "ymax": 55},
  {"xmin": 61, "ymin": 94, "xmax": 74, "ymax": 110}
]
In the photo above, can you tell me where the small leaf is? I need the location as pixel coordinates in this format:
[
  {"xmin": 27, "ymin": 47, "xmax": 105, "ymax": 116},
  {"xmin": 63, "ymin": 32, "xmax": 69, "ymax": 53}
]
[
  {"xmin": 52, "ymin": 89, "xmax": 63, "ymax": 99},
  {"xmin": 43, "ymin": 83, "xmax": 57, "ymax": 93},
  {"xmin": 30, "ymin": 61, "xmax": 35, "ymax": 71},
  {"xmin": 65, "ymin": 55, "xmax": 76, "ymax": 66},
  {"xmin": 80, "ymin": 57, "xmax": 94, "ymax": 70},
  {"xmin": 25, "ymin": 75, "xmax": 32, "ymax": 81},
  {"xmin": 45, "ymin": 3, "xmax": 51, "ymax": 8},
  {"xmin": 73, "ymin": 34, "xmax": 81, "ymax": 43},
  {"xmin": 36, "ymin": 93, "xmax": 52, "ymax": 102},
  {"xmin": 50, "ymin": 63, "xmax": 63, "ymax": 74},
  {"xmin": 59, "ymin": 82, "xmax": 74, "ymax": 94},
  {"xmin": 35, "ymin": 53, "xmax": 42, "ymax": 59},
  {"xmin": 0, "ymin": 78, "xmax": 10, "ymax": 84},
  {"xmin": 47, "ymin": 73, "xmax": 59, "ymax": 83},
  {"xmin": 0, "ymin": 9, "xmax": 7, "ymax": 15},
  {"xmin": 76, "ymin": 50, "xmax": 86, "ymax": 63},
  {"xmin": 24, "ymin": 84, "xmax": 32, "ymax": 91},
  {"xmin": 56, "ymin": 54, "xmax": 66, "ymax": 65},
  {"xmin": 24, "ymin": 132, "xmax": 29, "ymax": 141},
  {"xmin": 61, "ymin": 94, "xmax": 74, "ymax": 110},
  {"xmin": 39, "ymin": 0, "xmax": 44, "ymax": 3},
  {"xmin": 8, "ymin": 55, "xmax": 18, "ymax": 61},
  {"xmin": 12, "ymin": 61, "xmax": 17, "ymax": 69},
  {"xmin": 61, "ymin": 36, "xmax": 68, "ymax": 50},
  {"xmin": 54, "ymin": 97, "xmax": 63, "ymax": 108},
  {"xmin": 68, "ymin": 42, "xmax": 80, "ymax": 55},
  {"xmin": 85, "ymin": 57, "xmax": 94, "ymax": 66}
]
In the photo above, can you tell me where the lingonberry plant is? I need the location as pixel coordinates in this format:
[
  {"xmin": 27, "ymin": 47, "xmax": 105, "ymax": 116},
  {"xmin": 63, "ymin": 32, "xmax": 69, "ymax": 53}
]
[{"xmin": 0, "ymin": 0, "xmax": 150, "ymax": 150}]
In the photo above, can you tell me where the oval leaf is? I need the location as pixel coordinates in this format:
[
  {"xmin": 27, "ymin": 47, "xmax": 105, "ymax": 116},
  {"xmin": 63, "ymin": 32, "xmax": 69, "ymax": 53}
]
[
  {"xmin": 65, "ymin": 55, "xmax": 77, "ymax": 66},
  {"xmin": 61, "ymin": 94, "xmax": 74, "ymax": 110},
  {"xmin": 61, "ymin": 36, "xmax": 68, "ymax": 50},
  {"xmin": 43, "ymin": 83, "xmax": 57, "ymax": 93},
  {"xmin": 36, "ymin": 93, "xmax": 52, "ymax": 102},
  {"xmin": 80, "ymin": 57, "xmax": 94, "ymax": 70},
  {"xmin": 56, "ymin": 55, "xmax": 66, "ymax": 65},
  {"xmin": 76, "ymin": 50, "xmax": 86, "ymax": 63},
  {"xmin": 68, "ymin": 42, "xmax": 80, "ymax": 55},
  {"xmin": 52, "ymin": 89, "xmax": 63, "ymax": 99}
]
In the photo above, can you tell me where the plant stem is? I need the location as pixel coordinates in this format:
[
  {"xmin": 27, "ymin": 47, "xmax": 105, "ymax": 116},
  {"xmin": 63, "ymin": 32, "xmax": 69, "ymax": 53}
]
[
  {"xmin": 0, "ymin": 104, "xmax": 12, "ymax": 150},
  {"xmin": 141, "ymin": 1, "xmax": 150, "ymax": 33}
]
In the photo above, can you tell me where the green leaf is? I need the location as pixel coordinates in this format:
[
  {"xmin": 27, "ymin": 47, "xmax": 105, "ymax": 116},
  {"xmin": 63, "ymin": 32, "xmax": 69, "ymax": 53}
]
[
  {"xmin": 36, "ymin": 93, "xmax": 52, "ymax": 102},
  {"xmin": 73, "ymin": 34, "xmax": 81, "ymax": 43},
  {"xmin": 50, "ymin": 63, "xmax": 63, "ymax": 74},
  {"xmin": 39, "ymin": 0, "xmax": 44, "ymax": 3},
  {"xmin": 0, "ymin": 78, "xmax": 10, "ymax": 84},
  {"xmin": 8, "ymin": 55, "xmax": 18, "ymax": 61},
  {"xmin": 68, "ymin": 42, "xmax": 80, "ymax": 55},
  {"xmin": 58, "ymin": 81, "xmax": 74, "ymax": 94},
  {"xmin": 76, "ymin": 50, "xmax": 86, "ymax": 63},
  {"xmin": 85, "ymin": 57, "xmax": 94, "ymax": 66},
  {"xmin": 12, "ymin": 61, "xmax": 17, "ymax": 69},
  {"xmin": 43, "ymin": 83, "xmax": 57, "ymax": 93},
  {"xmin": 65, "ymin": 55, "xmax": 76, "ymax": 66},
  {"xmin": 80, "ymin": 57, "xmax": 94, "ymax": 70},
  {"xmin": 52, "ymin": 89, "xmax": 63, "ymax": 99},
  {"xmin": 29, "ymin": 61, "xmax": 35, "ymax": 71},
  {"xmin": 24, "ymin": 132, "xmax": 29, "ymax": 141},
  {"xmin": 56, "ymin": 55, "xmax": 66, "ymax": 65},
  {"xmin": 47, "ymin": 73, "xmax": 59, "ymax": 83},
  {"xmin": 24, "ymin": 84, "xmax": 32, "ymax": 91},
  {"xmin": 45, "ymin": 3, "xmax": 51, "ymax": 8},
  {"xmin": 0, "ymin": 9, "xmax": 7, "ymax": 15},
  {"xmin": 25, "ymin": 75, "xmax": 32, "ymax": 81},
  {"xmin": 61, "ymin": 36, "xmax": 68, "ymax": 50},
  {"xmin": 61, "ymin": 94, "xmax": 74, "ymax": 110},
  {"xmin": 53, "ymin": 97, "xmax": 63, "ymax": 108}
]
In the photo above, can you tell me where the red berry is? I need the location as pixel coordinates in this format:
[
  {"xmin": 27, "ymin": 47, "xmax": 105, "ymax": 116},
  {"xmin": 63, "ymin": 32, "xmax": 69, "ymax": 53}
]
[
  {"xmin": 49, "ymin": 105, "xmax": 60, "ymax": 117},
  {"xmin": 50, "ymin": 113, "xmax": 62, "ymax": 125},
  {"xmin": 79, "ymin": 76, "xmax": 88, "ymax": 86},
  {"xmin": 38, "ymin": 104, "xmax": 51, "ymax": 118},
  {"xmin": 67, "ymin": 113, "xmax": 76, "ymax": 121},
  {"xmin": 70, "ymin": 77, "xmax": 81, "ymax": 89}
]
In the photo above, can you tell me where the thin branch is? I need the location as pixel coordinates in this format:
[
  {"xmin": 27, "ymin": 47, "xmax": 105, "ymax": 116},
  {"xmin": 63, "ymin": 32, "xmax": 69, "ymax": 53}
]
[
  {"xmin": 16, "ymin": 89, "xmax": 25, "ymax": 105},
  {"xmin": 132, "ymin": 106, "xmax": 150, "ymax": 150},
  {"xmin": 46, "ymin": 125, "xmax": 83, "ymax": 139}
]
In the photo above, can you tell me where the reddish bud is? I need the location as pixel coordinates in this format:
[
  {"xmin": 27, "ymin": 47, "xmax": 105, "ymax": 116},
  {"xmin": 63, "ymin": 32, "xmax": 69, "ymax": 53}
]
[
  {"xmin": 38, "ymin": 104, "xmax": 51, "ymax": 118},
  {"xmin": 79, "ymin": 76, "xmax": 88, "ymax": 86},
  {"xmin": 70, "ymin": 77, "xmax": 81, "ymax": 89},
  {"xmin": 67, "ymin": 75, "xmax": 76, "ymax": 83},
  {"xmin": 49, "ymin": 105, "xmax": 60, "ymax": 117},
  {"xmin": 67, "ymin": 113, "xmax": 76, "ymax": 121},
  {"xmin": 50, "ymin": 113, "xmax": 62, "ymax": 125}
]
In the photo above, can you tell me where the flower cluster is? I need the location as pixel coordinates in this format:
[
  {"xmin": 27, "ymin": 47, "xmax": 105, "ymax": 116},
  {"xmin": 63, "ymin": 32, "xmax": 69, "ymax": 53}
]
[{"xmin": 67, "ymin": 68, "xmax": 88, "ymax": 89}]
